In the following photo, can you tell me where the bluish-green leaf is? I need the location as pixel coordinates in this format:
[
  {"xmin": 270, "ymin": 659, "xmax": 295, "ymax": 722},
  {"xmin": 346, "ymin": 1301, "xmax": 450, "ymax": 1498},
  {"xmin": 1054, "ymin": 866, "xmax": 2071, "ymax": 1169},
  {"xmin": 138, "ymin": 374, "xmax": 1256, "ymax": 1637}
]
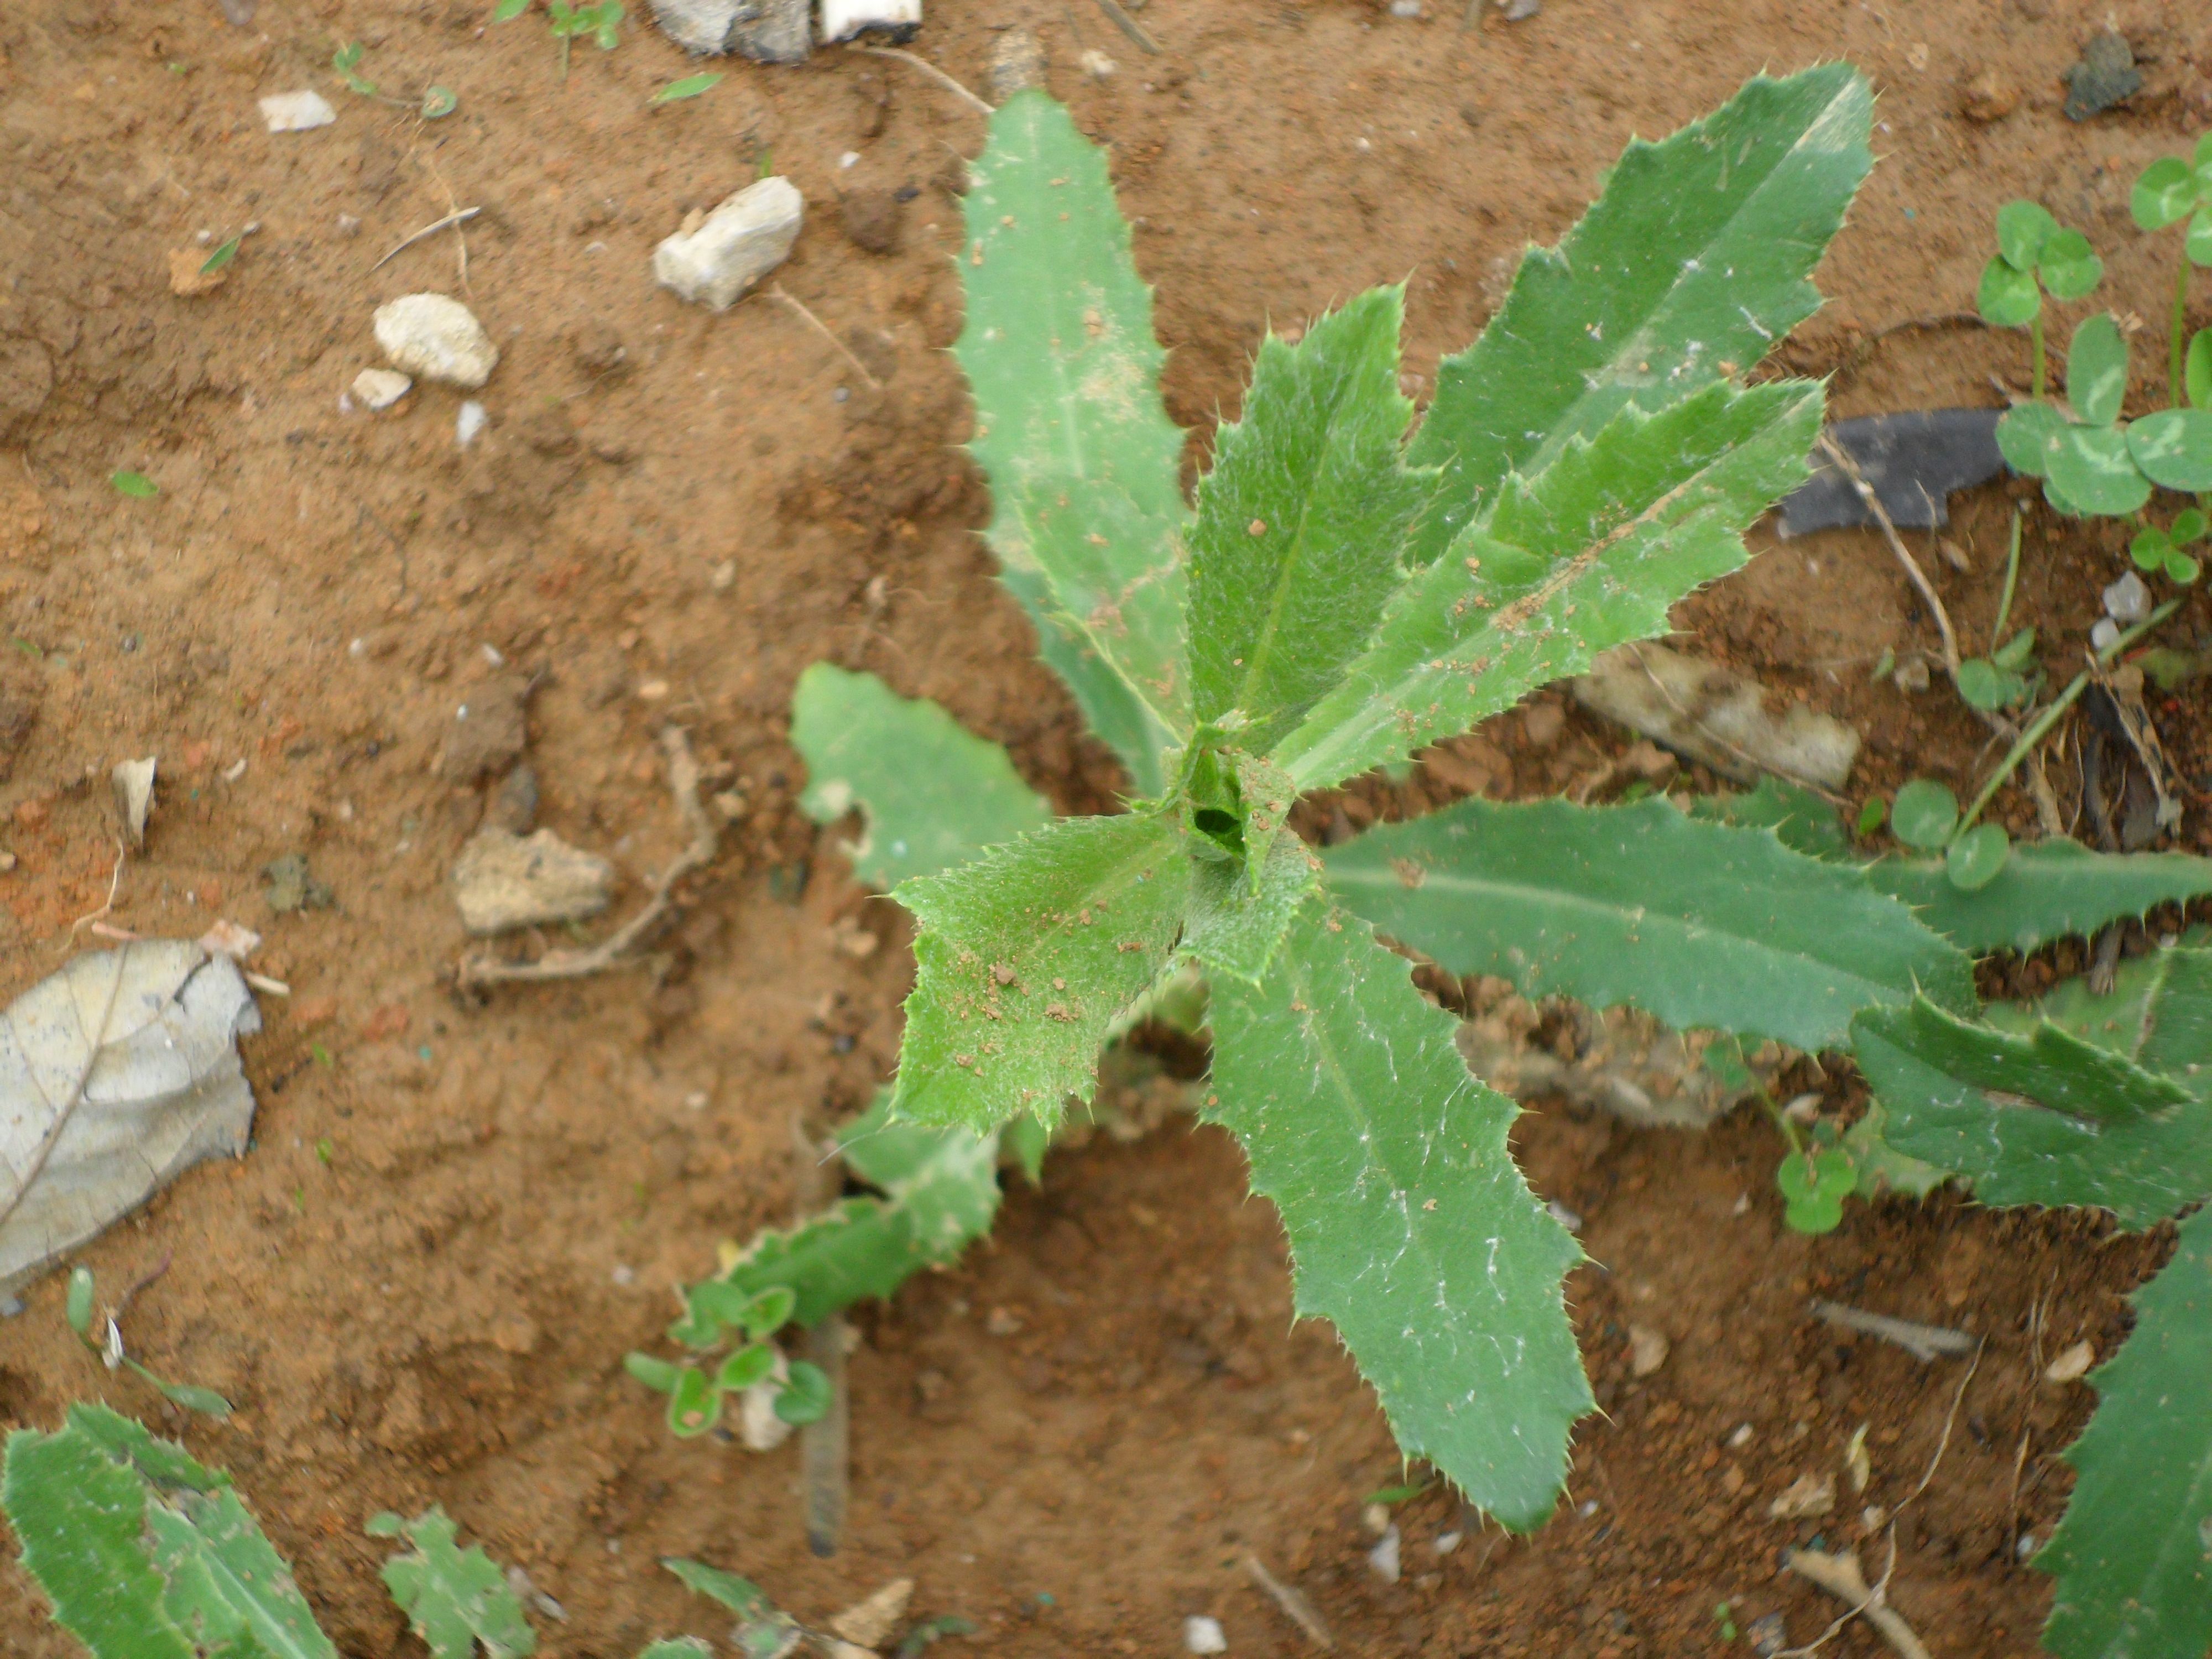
[
  {"xmin": 2045, "ymin": 423, "xmax": 2150, "ymax": 517},
  {"xmin": 1863, "ymin": 839, "xmax": 2212, "ymax": 954},
  {"xmin": 791, "ymin": 664, "xmax": 1050, "ymax": 889},
  {"xmin": 2132, "ymin": 156, "xmax": 2200, "ymax": 231},
  {"xmin": 1987, "ymin": 942, "xmax": 2212, "ymax": 1083},
  {"xmin": 148, "ymin": 1484, "xmax": 335, "ymax": 1659},
  {"xmin": 1326, "ymin": 797, "xmax": 1972, "ymax": 1049},
  {"xmin": 1855, "ymin": 997, "xmax": 2209, "ymax": 1228},
  {"xmin": 2037, "ymin": 231, "xmax": 2104, "ymax": 301},
  {"xmin": 954, "ymin": 90, "xmax": 1190, "ymax": 793},
  {"xmin": 2039, "ymin": 1203, "xmax": 2212, "ymax": 1659},
  {"xmin": 1403, "ymin": 65, "xmax": 1871, "ymax": 565},
  {"xmin": 1185, "ymin": 288, "xmax": 1430, "ymax": 748},
  {"xmin": 1205, "ymin": 907, "xmax": 1590, "ymax": 1528},
  {"xmin": 891, "ymin": 813, "xmax": 1188, "ymax": 1129},
  {"xmin": 1272, "ymin": 380, "xmax": 1824, "ymax": 791},
  {"xmin": 1978, "ymin": 258, "xmax": 2039, "ymax": 328}
]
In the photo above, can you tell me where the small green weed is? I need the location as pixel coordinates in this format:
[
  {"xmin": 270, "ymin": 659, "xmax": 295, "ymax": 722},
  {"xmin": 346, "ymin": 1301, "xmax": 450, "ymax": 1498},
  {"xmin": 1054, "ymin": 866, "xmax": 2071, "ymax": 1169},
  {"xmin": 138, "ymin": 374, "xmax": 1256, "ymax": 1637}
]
[
  {"xmin": 332, "ymin": 40, "xmax": 457, "ymax": 118},
  {"xmin": 496, "ymin": 0, "xmax": 624, "ymax": 77}
]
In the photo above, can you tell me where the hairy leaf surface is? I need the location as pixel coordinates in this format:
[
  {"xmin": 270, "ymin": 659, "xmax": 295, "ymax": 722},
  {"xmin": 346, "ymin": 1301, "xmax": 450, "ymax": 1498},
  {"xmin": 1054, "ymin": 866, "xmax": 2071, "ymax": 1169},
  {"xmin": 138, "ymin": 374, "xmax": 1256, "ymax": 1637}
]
[
  {"xmin": 1272, "ymin": 379, "xmax": 1821, "ymax": 791},
  {"xmin": 1186, "ymin": 289, "xmax": 1431, "ymax": 748},
  {"xmin": 892, "ymin": 813, "xmax": 1188, "ymax": 1128},
  {"xmin": 1404, "ymin": 65, "xmax": 1872, "ymax": 563},
  {"xmin": 1989, "ymin": 942, "xmax": 2212, "ymax": 1082},
  {"xmin": 1206, "ymin": 907, "xmax": 1590, "ymax": 1528},
  {"xmin": 1855, "ymin": 997, "xmax": 2209, "ymax": 1227},
  {"xmin": 2039, "ymin": 1203, "xmax": 2212, "ymax": 1659},
  {"xmin": 955, "ymin": 90, "xmax": 1190, "ymax": 791},
  {"xmin": 792, "ymin": 664, "xmax": 1049, "ymax": 888},
  {"xmin": 369, "ymin": 1505, "xmax": 535, "ymax": 1659},
  {"xmin": 1327, "ymin": 798, "xmax": 1971, "ymax": 1048},
  {"xmin": 149, "ymin": 1486, "xmax": 334, "ymax": 1659},
  {"xmin": 1181, "ymin": 829, "xmax": 1321, "ymax": 987},
  {"xmin": 1864, "ymin": 840, "xmax": 2212, "ymax": 954}
]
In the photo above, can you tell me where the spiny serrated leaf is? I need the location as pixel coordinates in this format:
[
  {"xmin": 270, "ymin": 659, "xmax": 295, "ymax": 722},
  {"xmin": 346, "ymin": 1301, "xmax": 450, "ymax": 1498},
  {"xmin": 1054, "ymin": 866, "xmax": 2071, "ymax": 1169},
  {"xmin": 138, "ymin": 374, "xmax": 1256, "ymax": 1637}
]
[
  {"xmin": 1186, "ymin": 288, "xmax": 1431, "ymax": 748},
  {"xmin": 891, "ymin": 812, "xmax": 1188, "ymax": 1129},
  {"xmin": 1324, "ymin": 791, "xmax": 1966, "ymax": 1053},
  {"xmin": 1272, "ymin": 380, "xmax": 1822, "ymax": 791},
  {"xmin": 955, "ymin": 89, "xmax": 1190, "ymax": 792},
  {"xmin": 1863, "ymin": 839, "xmax": 2212, "ymax": 954},
  {"xmin": 1687, "ymin": 775, "xmax": 1849, "ymax": 859},
  {"xmin": 148, "ymin": 1485, "xmax": 335, "ymax": 1659},
  {"xmin": 3, "ymin": 1416, "xmax": 194, "ymax": 1659},
  {"xmin": 1988, "ymin": 943, "xmax": 2212, "ymax": 1083},
  {"xmin": 1230, "ymin": 749, "xmax": 1298, "ymax": 893},
  {"xmin": 2038, "ymin": 1203, "xmax": 2212, "ymax": 1659},
  {"xmin": 1854, "ymin": 997, "xmax": 2209, "ymax": 1228},
  {"xmin": 791, "ymin": 664, "xmax": 1050, "ymax": 888},
  {"xmin": 1404, "ymin": 64, "xmax": 1872, "ymax": 564},
  {"xmin": 1204, "ymin": 906, "xmax": 1590, "ymax": 1529},
  {"xmin": 373, "ymin": 1505, "xmax": 535, "ymax": 1659},
  {"xmin": 1181, "ymin": 827, "xmax": 1321, "ymax": 986},
  {"xmin": 716, "ymin": 1096, "xmax": 1001, "ymax": 1325}
]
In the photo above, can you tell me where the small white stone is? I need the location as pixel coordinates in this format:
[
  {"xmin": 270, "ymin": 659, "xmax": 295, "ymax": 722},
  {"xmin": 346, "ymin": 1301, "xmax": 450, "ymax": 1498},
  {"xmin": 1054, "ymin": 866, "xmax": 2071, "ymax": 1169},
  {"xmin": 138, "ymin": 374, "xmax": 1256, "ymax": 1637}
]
[
  {"xmin": 838, "ymin": 150, "xmax": 860, "ymax": 169},
  {"xmin": 351, "ymin": 368, "xmax": 412, "ymax": 411},
  {"xmin": 259, "ymin": 90, "xmax": 336, "ymax": 132},
  {"xmin": 2102, "ymin": 571, "xmax": 2150, "ymax": 624},
  {"xmin": 651, "ymin": 176, "xmax": 804, "ymax": 311},
  {"xmin": 1432, "ymin": 1529, "xmax": 1463, "ymax": 1556},
  {"xmin": 373, "ymin": 293, "xmax": 499, "ymax": 389},
  {"xmin": 821, "ymin": 0, "xmax": 921, "ymax": 41},
  {"xmin": 1081, "ymin": 47, "xmax": 1117, "ymax": 79},
  {"xmin": 2044, "ymin": 1339, "xmax": 2096, "ymax": 1384},
  {"xmin": 456, "ymin": 400, "xmax": 489, "ymax": 446},
  {"xmin": 1182, "ymin": 1616, "xmax": 1227, "ymax": 1655},
  {"xmin": 1389, "ymin": 0, "xmax": 1423, "ymax": 14},
  {"xmin": 2090, "ymin": 617, "xmax": 2121, "ymax": 653},
  {"xmin": 1367, "ymin": 1524, "xmax": 1401, "ymax": 1583}
]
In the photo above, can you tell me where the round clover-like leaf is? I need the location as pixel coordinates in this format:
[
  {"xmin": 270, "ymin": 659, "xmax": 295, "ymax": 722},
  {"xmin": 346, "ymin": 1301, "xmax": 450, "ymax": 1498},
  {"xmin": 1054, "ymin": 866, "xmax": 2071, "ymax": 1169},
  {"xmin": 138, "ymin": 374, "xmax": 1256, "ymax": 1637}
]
[
  {"xmin": 1996, "ymin": 400, "xmax": 2067, "ymax": 477},
  {"xmin": 2190, "ymin": 329, "xmax": 2212, "ymax": 410},
  {"xmin": 1995, "ymin": 199, "xmax": 2057, "ymax": 272},
  {"xmin": 1945, "ymin": 822, "xmax": 2010, "ymax": 891},
  {"xmin": 2126, "ymin": 408, "xmax": 2212, "ymax": 492},
  {"xmin": 420, "ymin": 85, "xmax": 457, "ymax": 118},
  {"xmin": 2133, "ymin": 529, "xmax": 2174, "ymax": 571},
  {"xmin": 1976, "ymin": 257, "xmax": 2040, "ymax": 327},
  {"xmin": 714, "ymin": 1344, "xmax": 776, "ymax": 1394},
  {"xmin": 2036, "ymin": 229, "xmax": 2104, "ymax": 301},
  {"xmin": 773, "ymin": 1360, "xmax": 832, "ymax": 1425},
  {"xmin": 667, "ymin": 1365, "xmax": 721, "ymax": 1437},
  {"xmin": 2133, "ymin": 156, "xmax": 2199, "ymax": 230},
  {"xmin": 1891, "ymin": 779, "xmax": 1959, "ymax": 849},
  {"xmin": 2046, "ymin": 422, "xmax": 2151, "ymax": 516},
  {"xmin": 1955, "ymin": 657, "xmax": 2006, "ymax": 711},
  {"xmin": 1776, "ymin": 1147, "xmax": 1856, "ymax": 1235},
  {"xmin": 2066, "ymin": 313, "xmax": 2129, "ymax": 427},
  {"xmin": 2174, "ymin": 508, "xmax": 2209, "ymax": 545},
  {"xmin": 2169, "ymin": 551, "xmax": 2202, "ymax": 585}
]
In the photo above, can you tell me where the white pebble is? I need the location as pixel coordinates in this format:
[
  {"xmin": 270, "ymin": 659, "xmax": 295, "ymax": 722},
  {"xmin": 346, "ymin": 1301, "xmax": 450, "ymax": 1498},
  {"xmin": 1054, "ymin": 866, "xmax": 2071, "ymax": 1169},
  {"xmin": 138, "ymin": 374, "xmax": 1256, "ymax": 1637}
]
[
  {"xmin": 1182, "ymin": 1615, "xmax": 1227, "ymax": 1655},
  {"xmin": 374, "ymin": 293, "xmax": 499, "ymax": 388},
  {"xmin": 1390, "ymin": 0, "xmax": 1423, "ymax": 14},
  {"xmin": 351, "ymin": 368, "xmax": 413, "ymax": 411},
  {"xmin": 259, "ymin": 90, "xmax": 336, "ymax": 132},
  {"xmin": 2102, "ymin": 571, "xmax": 2150, "ymax": 625},
  {"xmin": 456, "ymin": 401, "xmax": 488, "ymax": 447},
  {"xmin": 821, "ymin": 0, "xmax": 921, "ymax": 41},
  {"xmin": 651, "ymin": 176, "xmax": 804, "ymax": 311},
  {"xmin": 2090, "ymin": 617, "xmax": 2121, "ymax": 653},
  {"xmin": 839, "ymin": 150, "xmax": 861, "ymax": 169},
  {"xmin": 1432, "ymin": 1529, "xmax": 1463, "ymax": 1556},
  {"xmin": 1366, "ymin": 1524, "xmax": 1401, "ymax": 1583},
  {"xmin": 1081, "ymin": 48, "xmax": 1117, "ymax": 79}
]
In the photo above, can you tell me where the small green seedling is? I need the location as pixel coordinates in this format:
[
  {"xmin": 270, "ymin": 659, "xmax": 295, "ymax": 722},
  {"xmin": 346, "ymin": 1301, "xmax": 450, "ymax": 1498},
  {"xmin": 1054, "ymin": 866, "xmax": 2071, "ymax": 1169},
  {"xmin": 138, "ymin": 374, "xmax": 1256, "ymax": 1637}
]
[
  {"xmin": 2130, "ymin": 135, "xmax": 2212, "ymax": 404},
  {"xmin": 625, "ymin": 1284, "xmax": 829, "ymax": 1436},
  {"xmin": 368, "ymin": 1505, "xmax": 537, "ymax": 1659},
  {"xmin": 333, "ymin": 40, "xmax": 457, "ymax": 118},
  {"xmin": 544, "ymin": 0, "xmax": 623, "ymax": 76},
  {"xmin": 61, "ymin": 1266, "xmax": 233, "ymax": 1418},
  {"xmin": 110, "ymin": 469, "xmax": 157, "ymax": 499},
  {"xmin": 1978, "ymin": 200, "xmax": 2103, "ymax": 395},
  {"xmin": 200, "ymin": 234, "xmax": 241, "ymax": 276},
  {"xmin": 2131, "ymin": 508, "xmax": 2205, "ymax": 586},
  {"xmin": 1955, "ymin": 625, "xmax": 2038, "ymax": 711},
  {"xmin": 652, "ymin": 72, "xmax": 723, "ymax": 104}
]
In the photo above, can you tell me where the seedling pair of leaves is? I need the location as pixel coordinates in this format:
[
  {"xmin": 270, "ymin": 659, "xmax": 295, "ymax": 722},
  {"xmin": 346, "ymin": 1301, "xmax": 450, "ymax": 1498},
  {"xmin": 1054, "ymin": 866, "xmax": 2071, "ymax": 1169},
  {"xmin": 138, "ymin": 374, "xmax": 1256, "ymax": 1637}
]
[
  {"xmin": 494, "ymin": 0, "xmax": 623, "ymax": 76},
  {"xmin": 1887, "ymin": 776, "xmax": 2011, "ymax": 891},
  {"xmin": 623, "ymin": 1284, "xmax": 831, "ymax": 1438},
  {"xmin": 2131, "ymin": 506, "xmax": 2205, "ymax": 585},
  {"xmin": 1954, "ymin": 625, "xmax": 2037, "ymax": 713},
  {"xmin": 332, "ymin": 41, "xmax": 457, "ymax": 119},
  {"xmin": 64, "ymin": 1265, "xmax": 234, "ymax": 1420}
]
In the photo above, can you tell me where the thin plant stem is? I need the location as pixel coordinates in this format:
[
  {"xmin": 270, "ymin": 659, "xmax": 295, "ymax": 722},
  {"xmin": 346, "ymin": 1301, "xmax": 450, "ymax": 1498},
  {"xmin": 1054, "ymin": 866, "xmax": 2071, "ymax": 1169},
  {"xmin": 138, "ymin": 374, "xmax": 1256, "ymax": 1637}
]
[
  {"xmin": 1991, "ymin": 509, "xmax": 2022, "ymax": 649},
  {"xmin": 560, "ymin": 32, "xmax": 571, "ymax": 78},
  {"xmin": 1955, "ymin": 600, "xmax": 2182, "ymax": 837},
  {"xmin": 2030, "ymin": 311, "xmax": 2047, "ymax": 401},
  {"xmin": 2172, "ymin": 254, "xmax": 2190, "ymax": 410}
]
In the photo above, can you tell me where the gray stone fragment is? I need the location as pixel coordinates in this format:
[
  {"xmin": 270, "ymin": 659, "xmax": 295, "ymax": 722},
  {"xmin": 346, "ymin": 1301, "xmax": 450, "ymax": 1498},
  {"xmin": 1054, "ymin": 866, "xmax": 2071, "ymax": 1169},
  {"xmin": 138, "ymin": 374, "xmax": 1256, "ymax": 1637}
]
[
  {"xmin": 451, "ymin": 828, "xmax": 613, "ymax": 936},
  {"xmin": 648, "ymin": 0, "xmax": 811, "ymax": 61},
  {"xmin": 2064, "ymin": 32, "xmax": 2140, "ymax": 121},
  {"xmin": 652, "ymin": 178, "xmax": 804, "ymax": 311}
]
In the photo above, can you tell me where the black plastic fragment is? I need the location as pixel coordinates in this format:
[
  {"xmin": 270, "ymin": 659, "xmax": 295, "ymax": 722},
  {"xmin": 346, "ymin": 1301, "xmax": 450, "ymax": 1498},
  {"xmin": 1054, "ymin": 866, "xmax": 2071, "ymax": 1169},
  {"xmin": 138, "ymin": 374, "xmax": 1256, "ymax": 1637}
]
[{"xmin": 1775, "ymin": 408, "xmax": 2005, "ymax": 539}]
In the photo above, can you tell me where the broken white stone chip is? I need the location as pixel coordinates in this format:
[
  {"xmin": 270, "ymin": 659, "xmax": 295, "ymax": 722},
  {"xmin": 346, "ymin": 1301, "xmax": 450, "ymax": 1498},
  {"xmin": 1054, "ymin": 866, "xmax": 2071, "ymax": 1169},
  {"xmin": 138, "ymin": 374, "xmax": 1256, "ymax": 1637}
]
[
  {"xmin": 651, "ymin": 177, "xmax": 804, "ymax": 311},
  {"xmin": 259, "ymin": 91, "xmax": 337, "ymax": 132}
]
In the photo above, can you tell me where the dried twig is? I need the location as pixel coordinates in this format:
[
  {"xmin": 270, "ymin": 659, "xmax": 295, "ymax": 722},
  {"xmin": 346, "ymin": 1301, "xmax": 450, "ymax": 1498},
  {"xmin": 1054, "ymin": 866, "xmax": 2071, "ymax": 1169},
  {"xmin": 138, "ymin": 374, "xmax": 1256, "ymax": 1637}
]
[
  {"xmin": 766, "ymin": 285, "xmax": 882, "ymax": 392},
  {"xmin": 1244, "ymin": 1553, "xmax": 1335, "ymax": 1650},
  {"xmin": 1783, "ymin": 1549, "xmax": 1932, "ymax": 1659},
  {"xmin": 1815, "ymin": 433, "xmax": 1961, "ymax": 681},
  {"xmin": 457, "ymin": 728, "xmax": 717, "ymax": 988},
  {"xmin": 854, "ymin": 45, "xmax": 994, "ymax": 115},
  {"xmin": 1093, "ymin": 0, "xmax": 1161, "ymax": 53},
  {"xmin": 371, "ymin": 206, "xmax": 482, "ymax": 273},
  {"xmin": 65, "ymin": 839, "xmax": 127, "ymax": 947},
  {"xmin": 1811, "ymin": 1299, "xmax": 1978, "ymax": 1364}
]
